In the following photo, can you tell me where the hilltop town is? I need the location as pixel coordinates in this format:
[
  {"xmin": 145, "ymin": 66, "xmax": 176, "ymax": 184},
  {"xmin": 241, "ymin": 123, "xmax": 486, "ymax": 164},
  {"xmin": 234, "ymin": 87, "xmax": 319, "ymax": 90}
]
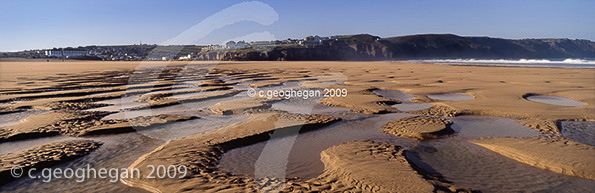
[{"xmin": 0, "ymin": 35, "xmax": 341, "ymax": 61}]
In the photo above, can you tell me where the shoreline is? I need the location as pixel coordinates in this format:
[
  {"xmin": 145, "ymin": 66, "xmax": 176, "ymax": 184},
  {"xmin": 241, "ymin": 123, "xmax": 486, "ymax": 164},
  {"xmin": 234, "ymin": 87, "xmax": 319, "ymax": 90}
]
[{"xmin": 4, "ymin": 58, "xmax": 595, "ymax": 68}]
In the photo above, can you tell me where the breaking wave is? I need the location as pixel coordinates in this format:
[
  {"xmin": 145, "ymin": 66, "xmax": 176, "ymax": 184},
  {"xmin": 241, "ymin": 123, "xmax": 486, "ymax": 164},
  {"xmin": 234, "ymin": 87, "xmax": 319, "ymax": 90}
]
[{"xmin": 412, "ymin": 58, "xmax": 595, "ymax": 68}]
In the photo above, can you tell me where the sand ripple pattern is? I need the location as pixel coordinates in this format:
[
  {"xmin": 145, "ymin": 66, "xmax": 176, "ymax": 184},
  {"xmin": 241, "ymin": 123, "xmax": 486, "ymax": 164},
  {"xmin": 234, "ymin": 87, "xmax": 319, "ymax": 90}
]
[{"xmin": 409, "ymin": 140, "xmax": 595, "ymax": 192}]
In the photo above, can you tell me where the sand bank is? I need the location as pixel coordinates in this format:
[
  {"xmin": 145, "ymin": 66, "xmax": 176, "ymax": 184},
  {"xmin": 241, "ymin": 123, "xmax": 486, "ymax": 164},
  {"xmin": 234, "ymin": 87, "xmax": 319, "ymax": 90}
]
[
  {"xmin": 472, "ymin": 137, "xmax": 595, "ymax": 180},
  {"xmin": 382, "ymin": 116, "xmax": 453, "ymax": 140},
  {"xmin": 0, "ymin": 110, "xmax": 195, "ymax": 142}
]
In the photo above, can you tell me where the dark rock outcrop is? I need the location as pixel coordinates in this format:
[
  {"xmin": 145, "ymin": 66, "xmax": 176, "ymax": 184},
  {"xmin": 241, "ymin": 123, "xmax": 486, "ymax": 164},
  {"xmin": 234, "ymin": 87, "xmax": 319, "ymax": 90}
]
[{"xmin": 386, "ymin": 34, "xmax": 595, "ymax": 59}]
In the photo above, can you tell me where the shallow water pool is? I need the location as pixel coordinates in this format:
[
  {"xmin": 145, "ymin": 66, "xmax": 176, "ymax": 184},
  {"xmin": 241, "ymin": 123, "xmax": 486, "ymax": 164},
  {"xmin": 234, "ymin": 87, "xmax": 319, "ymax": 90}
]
[
  {"xmin": 525, "ymin": 95, "xmax": 585, "ymax": 107},
  {"xmin": 0, "ymin": 110, "xmax": 49, "ymax": 128},
  {"xmin": 218, "ymin": 113, "xmax": 418, "ymax": 179},
  {"xmin": 560, "ymin": 121, "xmax": 595, "ymax": 146},
  {"xmin": 427, "ymin": 93, "xmax": 474, "ymax": 101},
  {"xmin": 373, "ymin": 89, "xmax": 433, "ymax": 112}
]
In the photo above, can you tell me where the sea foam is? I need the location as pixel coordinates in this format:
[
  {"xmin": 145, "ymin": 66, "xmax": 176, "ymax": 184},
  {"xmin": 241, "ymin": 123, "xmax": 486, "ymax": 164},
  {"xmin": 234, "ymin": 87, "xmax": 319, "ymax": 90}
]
[{"xmin": 412, "ymin": 58, "xmax": 595, "ymax": 68}]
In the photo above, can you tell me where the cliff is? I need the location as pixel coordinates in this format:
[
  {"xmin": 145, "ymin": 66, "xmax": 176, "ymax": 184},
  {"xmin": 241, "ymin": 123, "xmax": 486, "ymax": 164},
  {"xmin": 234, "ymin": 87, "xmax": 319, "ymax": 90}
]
[{"xmin": 386, "ymin": 34, "xmax": 595, "ymax": 59}]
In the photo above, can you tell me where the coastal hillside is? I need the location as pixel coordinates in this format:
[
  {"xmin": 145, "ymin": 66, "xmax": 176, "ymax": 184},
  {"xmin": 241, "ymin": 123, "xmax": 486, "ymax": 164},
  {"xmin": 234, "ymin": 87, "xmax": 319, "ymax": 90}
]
[
  {"xmin": 197, "ymin": 34, "xmax": 595, "ymax": 61},
  {"xmin": 386, "ymin": 34, "xmax": 595, "ymax": 59},
  {"xmin": 196, "ymin": 34, "xmax": 393, "ymax": 61}
]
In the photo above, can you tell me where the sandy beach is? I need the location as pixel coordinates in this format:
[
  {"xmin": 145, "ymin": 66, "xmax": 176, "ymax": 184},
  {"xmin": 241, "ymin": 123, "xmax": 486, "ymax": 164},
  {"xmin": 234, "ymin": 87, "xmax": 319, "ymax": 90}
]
[{"xmin": 0, "ymin": 60, "xmax": 593, "ymax": 192}]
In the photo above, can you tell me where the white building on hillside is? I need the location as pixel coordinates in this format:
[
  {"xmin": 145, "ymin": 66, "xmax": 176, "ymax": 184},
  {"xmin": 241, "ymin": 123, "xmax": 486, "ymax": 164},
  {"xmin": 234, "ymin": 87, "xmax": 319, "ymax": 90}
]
[
  {"xmin": 235, "ymin": 41, "xmax": 248, "ymax": 49},
  {"xmin": 224, "ymin": 40, "xmax": 248, "ymax": 50},
  {"xmin": 225, "ymin": 41, "xmax": 237, "ymax": 49}
]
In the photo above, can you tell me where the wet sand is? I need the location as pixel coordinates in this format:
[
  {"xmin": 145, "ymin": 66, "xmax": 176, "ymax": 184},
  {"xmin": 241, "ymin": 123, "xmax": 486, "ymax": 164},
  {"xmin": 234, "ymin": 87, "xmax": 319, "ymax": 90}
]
[
  {"xmin": 0, "ymin": 60, "xmax": 593, "ymax": 192},
  {"xmin": 381, "ymin": 116, "xmax": 454, "ymax": 140},
  {"xmin": 0, "ymin": 140, "xmax": 102, "ymax": 185},
  {"xmin": 472, "ymin": 137, "xmax": 595, "ymax": 180}
]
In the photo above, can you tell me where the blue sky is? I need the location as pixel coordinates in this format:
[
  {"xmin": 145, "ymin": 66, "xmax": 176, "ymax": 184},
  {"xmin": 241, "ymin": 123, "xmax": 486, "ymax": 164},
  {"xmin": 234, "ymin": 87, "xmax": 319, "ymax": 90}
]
[{"xmin": 0, "ymin": 0, "xmax": 593, "ymax": 52}]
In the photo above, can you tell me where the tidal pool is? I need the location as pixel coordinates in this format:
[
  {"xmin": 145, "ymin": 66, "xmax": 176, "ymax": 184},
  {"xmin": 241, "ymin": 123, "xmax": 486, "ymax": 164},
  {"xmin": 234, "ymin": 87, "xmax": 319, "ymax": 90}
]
[
  {"xmin": 406, "ymin": 116, "xmax": 591, "ymax": 192},
  {"xmin": 0, "ymin": 110, "xmax": 49, "ymax": 128},
  {"xmin": 525, "ymin": 95, "xmax": 585, "ymax": 107},
  {"xmin": 218, "ymin": 113, "xmax": 418, "ymax": 179},
  {"xmin": 373, "ymin": 89, "xmax": 433, "ymax": 112},
  {"xmin": 392, "ymin": 103, "xmax": 434, "ymax": 112},
  {"xmin": 450, "ymin": 116, "xmax": 540, "ymax": 138},
  {"xmin": 85, "ymin": 96, "xmax": 147, "ymax": 112},
  {"xmin": 560, "ymin": 121, "xmax": 595, "ymax": 146},
  {"xmin": 373, "ymin": 89, "xmax": 414, "ymax": 101},
  {"xmin": 0, "ymin": 135, "xmax": 78, "ymax": 155},
  {"xmin": 427, "ymin": 93, "xmax": 474, "ymax": 101}
]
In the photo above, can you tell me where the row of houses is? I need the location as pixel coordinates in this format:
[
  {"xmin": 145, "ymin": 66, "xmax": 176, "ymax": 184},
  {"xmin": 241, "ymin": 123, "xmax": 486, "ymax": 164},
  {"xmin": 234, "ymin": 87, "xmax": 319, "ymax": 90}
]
[
  {"xmin": 41, "ymin": 46, "xmax": 154, "ymax": 60},
  {"xmin": 299, "ymin": 35, "xmax": 342, "ymax": 46},
  {"xmin": 44, "ymin": 49, "xmax": 88, "ymax": 58},
  {"xmin": 200, "ymin": 35, "xmax": 343, "ymax": 52}
]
